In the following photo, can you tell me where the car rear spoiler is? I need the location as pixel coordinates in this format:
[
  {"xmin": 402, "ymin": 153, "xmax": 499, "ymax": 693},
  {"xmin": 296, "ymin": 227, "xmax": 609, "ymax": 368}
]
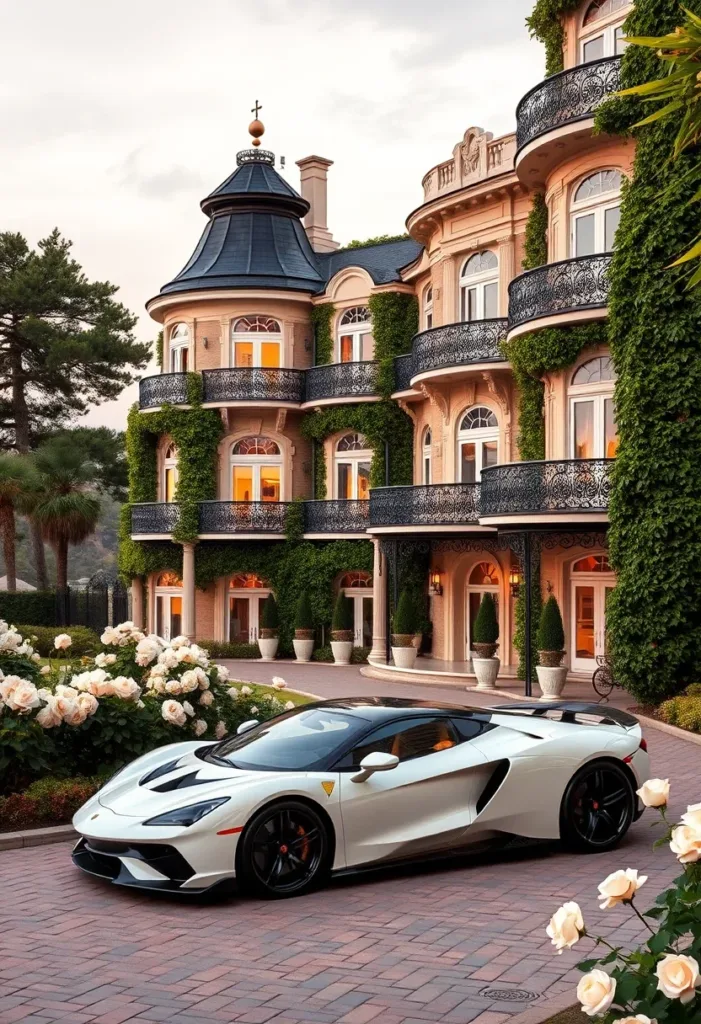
[{"xmin": 492, "ymin": 701, "xmax": 639, "ymax": 729}]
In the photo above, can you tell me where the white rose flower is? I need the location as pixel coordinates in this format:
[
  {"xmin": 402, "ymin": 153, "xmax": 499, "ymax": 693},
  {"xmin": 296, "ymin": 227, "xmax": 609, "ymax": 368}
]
[
  {"xmin": 611, "ymin": 1017, "xmax": 656, "ymax": 1024},
  {"xmin": 180, "ymin": 670, "xmax": 200, "ymax": 693},
  {"xmin": 227, "ymin": 687, "xmax": 239, "ymax": 699},
  {"xmin": 94, "ymin": 652, "xmax": 117, "ymax": 668},
  {"xmin": 53, "ymin": 633, "xmax": 72, "ymax": 650},
  {"xmin": 681, "ymin": 802, "xmax": 701, "ymax": 831},
  {"xmin": 161, "ymin": 699, "xmax": 187, "ymax": 726},
  {"xmin": 36, "ymin": 696, "xmax": 63, "ymax": 729},
  {"xmin": 637, "ymin": 779, "xmax": 670, "ymax": 808},
  {"xmin": 149, "ymin": 662, "xmax": 167, "ymax": 677},
  {"xmin": 656, "ymin": 954, "xmax": 701, "ymax": 1004},
  {"xmin": 77, "ymin": 692, "xmax": 99, "ymax": 717},
  {"xmin": 284, "ymin": 701, "xmax": 295, "ymax": 710},
  {"xmin": 199, "ymin": 690, "xmax": 214, "ymax": 706},
  {"xmin": 250, "ymin": 705, "xmax": 259, "ymax": 715},
  {"xmin": 62, "ymin": 701, "xmax": 88, "ymax": 726},
  {"xmin": 148, "ymin": 678, "xmax": 166, "ymax": 694},
  {"xmin": 271, "ymin": 677, "xmax": 287, "ymax": 689},
  {"xmin": 40, "ymin": 665, "xmax": 51, "ymax": 676},
  {"xmin": 240, "ymin": 685, "xmax": 253, "ymax": 696},
  {"xmin": 198, "ymin": 675, "xmax": 210, "ymax": 691},
  {"xmin": 182, "ymin": 700, "xmax": 195, "ymax": 717},
  {"xmin": 0, "ymin": 677, "xmax": 41, "ymax": 713},
  {"xmin": 165, "ymin": 679, "xmax": 183, "ymax": 695},
  {"xmin": 194, "ymin": 718, "xmax": 207, "ymax": 737},
  {"xmin": 215, "ymin": 720, "xmax": 227, "ymax": 739},
  {"xmin": 670, "ymin": 824, "xmax": 701, "ymax": 864},
  {"xmin": 135, "ymin": 638, "xmax": 160, "ymax": 667},
  {"xmin": 546, "ymin": 902, "xmax": 584, "ymax": 954},
  {"xmin": 158, "ymin": 649, "xmax": 179, "ymax": 670},
  {"xmin": 55, "ymin": 684, "xmax": 79, "ymax": 698},
  {"xmin": 101, "ymin": 626, "xmax": 119, "ymax": 646},
  {"xmin": 577, "ymin": 970, "xmax": 616, "ymax": 1018},
  {"xmin": 0, "ymin": 630, "xmax": 23, "ymax": 652},
  {"xmin": 598, "ymin": 869, "xmax": 648, "ymax": 909},
  {"xmin": 111, "ymin": 677, "xmax": 141, "ymax": 701},
  {"xmin": 216, "ymin": 665, "xmax": 229, "ymax": 681},
  {"xmin": 170, "ymin": 635, "xmax": 189, "ymax": 649},
  {"xmin": 31, "ymin": 652, "xmax": 41, "ymax": 663},
  {"xmin": 37, "ymin": 688, "xmax": 52, "ymax": 701}
]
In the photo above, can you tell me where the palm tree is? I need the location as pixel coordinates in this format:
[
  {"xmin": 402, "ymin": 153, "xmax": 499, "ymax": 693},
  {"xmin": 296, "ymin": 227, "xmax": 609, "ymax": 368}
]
[
  {"xmin": 0, "ymin": 454, "xmax": 37, "ymax": 592},
  {"xmin": 30, "ymin": 439, "xmax": 101, "ymax": 591}
]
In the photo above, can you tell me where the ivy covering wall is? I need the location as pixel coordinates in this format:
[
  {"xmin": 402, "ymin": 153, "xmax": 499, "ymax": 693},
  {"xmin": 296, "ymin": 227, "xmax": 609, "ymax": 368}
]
[
  {"xmin": 526, "ymin": 0, "xmax": 585, "ymax": 76},
  {"xmin": 521, "ymin": 193, "xmax": 549, "ymax": 271},
  {"xmin": 368, "ymin": 292, "xmax": 418, "ymax": 397},
  {"xmin": 593, "ymin": 0, "xmax": 701, "ymax": 704},
  {"xmin": 312, "ymin": 304, "xmax": 334, "ymax": 365}
]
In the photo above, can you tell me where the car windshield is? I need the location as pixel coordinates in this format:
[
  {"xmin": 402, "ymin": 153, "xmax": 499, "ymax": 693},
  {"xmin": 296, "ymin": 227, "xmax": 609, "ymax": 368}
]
[{"xmin": 201, "ymin": 707, "xmax": 370, "ymax": 771}]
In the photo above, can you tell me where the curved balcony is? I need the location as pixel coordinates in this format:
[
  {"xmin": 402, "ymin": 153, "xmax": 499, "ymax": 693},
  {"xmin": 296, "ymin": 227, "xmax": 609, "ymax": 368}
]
[
  {"xmin": 131, "ymin": 502, "xmax": 182, "ymax": 535},
  {"xmin": 198, "ymin": 501, "xmax": 289, "ymax": 535},
  {"xmin": 370, "ymin": 484, "xmax": 481, "ymax": 531},
  {"xmin": 304, "ymin": 361, "xmax": 379, "ymax": 406},
  {"xmin": 202, "ymin": 368, "xmax": 305, "ymax": 406},
  {"xmin": 480, "ymin": 459, "xmax": 613, "ymax": 523},
  {"xmin": 515, "ymin": 56, "xmax": 622, "ymax": 184},
  {"xmin": 411, "ymin": 319, "xmax": 508, "ymax": 384},
  {"xmin": 508, "ymin": 254, "xmax": 612, "ymax": 337},
  {"xmin": 304, "ymin": 499, "xmax": 370, "ymax": 536},
  {"xmin": 139, "ymin": 373, "xmax": 190, "ymax": 410}
]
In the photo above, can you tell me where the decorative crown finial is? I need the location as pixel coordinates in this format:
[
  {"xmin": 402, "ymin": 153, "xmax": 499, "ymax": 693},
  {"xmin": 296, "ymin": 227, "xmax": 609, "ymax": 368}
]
[{"xmin": 248, "ymin": 101, "xmax": 265, "ymax": 148}]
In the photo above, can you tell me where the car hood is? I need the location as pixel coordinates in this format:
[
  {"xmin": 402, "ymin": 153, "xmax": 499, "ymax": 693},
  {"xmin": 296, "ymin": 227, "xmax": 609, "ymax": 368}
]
[{"xmin": 98, "ymin": 749, "xmax": 281, "ymax": 818}]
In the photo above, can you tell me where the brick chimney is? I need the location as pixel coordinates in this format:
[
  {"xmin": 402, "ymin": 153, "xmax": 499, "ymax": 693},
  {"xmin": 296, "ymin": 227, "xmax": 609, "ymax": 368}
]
[{"xmin": 296, "ymin": 155, "xmax": 339, "ymax": 253}]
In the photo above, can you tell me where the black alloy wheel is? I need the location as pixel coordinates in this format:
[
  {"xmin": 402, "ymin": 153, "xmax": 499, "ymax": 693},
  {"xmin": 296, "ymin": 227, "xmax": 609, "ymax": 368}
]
[
  {"xmin": 238, "ymin": 800, "xmax": 330, "ymax": 898},
  {"xmin": 560, "ymin": 761, "xmax": 635, "ymax": 853}
]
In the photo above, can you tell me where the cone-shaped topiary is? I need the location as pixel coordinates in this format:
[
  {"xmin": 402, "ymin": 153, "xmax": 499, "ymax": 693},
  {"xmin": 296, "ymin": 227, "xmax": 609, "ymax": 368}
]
[
  {"xmin": 331, "ymin": 592, "xmax": 354, "ymax": 640},
  {"xmin": 294, "ymin": 591, "xmax": 314, "ymax": 638},
  {"xmin": 473, "ymin": 593, "xmax": 499, "ymax": 645},
  {"xmin": 392, "ymin": 589, "xmax": 419, "ymax": 641},
  {"xmin": 259, "ymin": 593, "xmax": 280, "ymax": 637},
  {"xmin": 537, "ymin": 595, "xmax": 565, "ymax": 666}
]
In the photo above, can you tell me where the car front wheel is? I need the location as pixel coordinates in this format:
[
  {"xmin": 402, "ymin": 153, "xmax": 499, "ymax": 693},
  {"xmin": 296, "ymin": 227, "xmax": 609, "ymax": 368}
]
[
  {"xmin": 237, "ymin": 800, "xmax": 331, "ymax": 899},
  {"xmin": 560, "ymin": 760, "xmax": 635, "ymax": 853}
]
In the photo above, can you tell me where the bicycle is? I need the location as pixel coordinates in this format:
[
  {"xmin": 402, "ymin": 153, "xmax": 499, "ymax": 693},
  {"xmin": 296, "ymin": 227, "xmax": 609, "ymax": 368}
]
[{"xmin": 592, "ymin": 654, "xmax": 620, "ymax": 699}]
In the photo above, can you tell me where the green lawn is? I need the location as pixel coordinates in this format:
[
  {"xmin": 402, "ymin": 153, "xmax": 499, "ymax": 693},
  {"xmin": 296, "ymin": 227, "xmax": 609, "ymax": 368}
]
[{"xmin": 239, "ymin": 683, "xmax": 312, "ymax": 707}]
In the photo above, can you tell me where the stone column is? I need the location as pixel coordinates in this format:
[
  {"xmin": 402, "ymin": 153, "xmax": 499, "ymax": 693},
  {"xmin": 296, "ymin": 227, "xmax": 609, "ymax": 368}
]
[
  {"xmin": 442, "ymin": 255, "xmax": 457, "ymax": 324},
  {"xmin": 370, "ymin": 538, "xmax": 388, "ymax": 663},
  {"xmin": 497, "ymin": 236, "xmax": 515, "ymax": 318},
  {"xmin": 182, "ymin": 543, "xmax": 196, "ymax": 641},
  {"xmin": 131, "ymin": 577, "xmax": 144, "ymax": 631}
]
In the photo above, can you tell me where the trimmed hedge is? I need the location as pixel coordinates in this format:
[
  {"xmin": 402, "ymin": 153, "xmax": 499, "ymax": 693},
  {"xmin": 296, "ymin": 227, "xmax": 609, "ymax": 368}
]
[
  {"xmin": 312, "ymin": 645, "xmax": 370, "ymax": 664},
  {"xmin": 195, "ymin": 640, "xmax": 260, "ymax": 660},
  {"xmin": 0, "ymin": 592, "xmax": 56, "ymax": 627},
  {"xmin": 17, "ymin": 625, "xmax": 102, "ymax": 657},
  {"xmin": 0, "ymin": 776, "xmax": 104, "ymax": 833}
]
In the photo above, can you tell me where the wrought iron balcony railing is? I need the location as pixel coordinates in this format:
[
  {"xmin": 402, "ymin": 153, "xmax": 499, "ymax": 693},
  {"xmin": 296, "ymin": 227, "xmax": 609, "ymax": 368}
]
[
  {"xmin": 370, "ymin": 484, "xmax": 481, "ymax": 528},
  {"xmin": 131, "ymin": 503, "xmax": 182, "ymax": 534},
  {"xmin": 412, "ymin": 319, "xmax": 508, "ymax": 378},
  {"xmin": 304, "ymin": 499, "xmax": 370, "ymax": 534},
  {"xmin": 305, "ymin": 361, "xmax": 379, "ymax": 403},
  {"xmin": 480, "ymin": 459, "xmax": 613, "ymax": 517},
  {"xmin": 508, "ymin": 254, "xmax": 612, "ymax": 331},
  {"xmin": 202, "ymin": 368, "xmax": 306, "ymax": 404},
  {"xmin": 516, "ymin": 55, "xmax": 622, "ymax": 153},
  {"xmin": 139, "ymin": 373, "xmax": 190, "ymax": 410},
  {"xmin": 393, "ymin": 353, "xmax": 414, "ymax": 393},
  {"xmin": 199, "ymin": 501, "xmax": 290, "ymax": 534}
]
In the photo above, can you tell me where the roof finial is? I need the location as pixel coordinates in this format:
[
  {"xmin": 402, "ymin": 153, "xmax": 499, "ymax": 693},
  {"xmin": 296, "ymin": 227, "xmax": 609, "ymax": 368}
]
[{"xmin": 249, "ymin": 101, "xmax": 265, "ymax": 148}]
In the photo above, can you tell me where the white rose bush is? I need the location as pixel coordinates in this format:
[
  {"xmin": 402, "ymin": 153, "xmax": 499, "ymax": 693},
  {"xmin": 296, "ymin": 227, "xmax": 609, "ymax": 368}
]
[
  {"xmin": 0, "ymin": 619, "xmax": 294, "ymax": 794},
  {"xmin": 546, "ymin": 779, "xmax": 701, "ymax": 1022}
]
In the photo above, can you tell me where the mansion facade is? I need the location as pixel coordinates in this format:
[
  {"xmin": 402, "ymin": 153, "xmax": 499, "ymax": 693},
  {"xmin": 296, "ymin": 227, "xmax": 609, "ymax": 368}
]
[{"xmin": 127, "ymin": 0, "xmax": 632, "ymax": 686}]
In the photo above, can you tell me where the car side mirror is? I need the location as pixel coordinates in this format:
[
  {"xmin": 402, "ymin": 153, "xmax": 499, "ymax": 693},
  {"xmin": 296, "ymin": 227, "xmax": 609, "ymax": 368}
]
[
  {"xmin": 237, "ymin": 719, "xmax": 259, "ymax": 736},
  {"xmin": 351, "ymin": 751, "xmax": 399, "ymax": 784}
]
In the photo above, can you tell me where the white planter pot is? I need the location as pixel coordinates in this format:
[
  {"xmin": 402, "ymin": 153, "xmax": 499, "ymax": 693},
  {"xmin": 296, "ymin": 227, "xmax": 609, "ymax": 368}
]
[
  {"xmin": 536, "ymin": 665, "xmax": 567, "ymax": 702},
  {"xmin": 331, "ymin": 640, "xmax": 353, "ymax": 666},
  {"xmin": 392, "ymin": 645, "xmax": 418, "ymax": 670},
  {"xmin": 293, "ymin": 638, "xmax": 314, "ymax": 663},
  {"xmin": 472, "ymin": 657, "xmax": 500, "ymax": 691},
  {"xmin": 258, "ymin": 637, "xmax": 279, "ymax": 662}
]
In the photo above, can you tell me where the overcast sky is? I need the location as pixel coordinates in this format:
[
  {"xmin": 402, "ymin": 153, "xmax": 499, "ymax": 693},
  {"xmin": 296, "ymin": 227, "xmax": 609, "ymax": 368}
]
[{"xmin": 1, "ymin": 0, "xmax": 541, "ymax": 431}]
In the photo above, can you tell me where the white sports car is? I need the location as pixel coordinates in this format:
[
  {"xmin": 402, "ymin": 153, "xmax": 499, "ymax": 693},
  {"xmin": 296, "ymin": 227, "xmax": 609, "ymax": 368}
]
[{"xmin": 72, "ymin": 697, "xmax": 650, "ymax": 899}]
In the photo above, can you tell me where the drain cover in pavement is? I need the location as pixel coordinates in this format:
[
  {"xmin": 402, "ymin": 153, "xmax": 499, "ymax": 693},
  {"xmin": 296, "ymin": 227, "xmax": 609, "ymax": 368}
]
[{"xmin": 480, "ymin": 988, "xmax": 536, "ymax": 1002}]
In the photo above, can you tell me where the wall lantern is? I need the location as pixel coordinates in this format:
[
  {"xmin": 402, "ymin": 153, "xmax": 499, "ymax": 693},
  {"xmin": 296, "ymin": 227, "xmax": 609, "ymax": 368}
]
[
  {"xmin": 428, "ymin": 571, "xmax": 443, "ymax": 597},
  {"xmin": 509, "ymin": 566, "xmax": 521, "ymax": 598}
]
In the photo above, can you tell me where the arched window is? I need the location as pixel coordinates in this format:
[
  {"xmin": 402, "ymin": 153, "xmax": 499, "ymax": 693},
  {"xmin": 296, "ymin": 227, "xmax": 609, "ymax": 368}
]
[
  {"xmin": 581, "ymin": 0, "xmax": 629, "ymax": 62},
  {"xmin": 163, "ymin": 443, "xmax": 179, "ymax": 503},
  {"xmin": 338, "ymin": 306, "xmax": 373, "ymax": 363},
  {"xmin": 169, "ymin": 323, "xmax": 190, "ymax": 373},
  {"xmin": 466, "ymin": 561, "xmax": 501, "ymax": 660},
  {"xmin": 423, "ymin": 286, "xmax": 433, "ymax": 330},
  {"xmin": 230, "ymin": 573, "xmax": 267, "ymax": 589},
  {"xmin": 335, "ymin": 433, "xmax": 371, "ymax": 500},
  {"xmin": 457, "ymin": 407, "xmax": 499, "ymax": 482},
  {"xmin": 571, "ymin": 170, "xmax": 622, "ymax": 256},
  {"xmin": 569, "ymin": 356, "xmax": 618, "ymax": 459},
  {"xmin": 469, "ymin": 561, "xmax": 500, "ymax": 586},
  {"xmin": 231, "ymin": 316, "xmax": 281, "ymax": 368},
  {"xmin": 460, "ymin": 251, "xmax": 499, "ymax": 322},
  {"xmin": 231, "ymin": 437, "xmax": 281, "ymax": 502},
  {"xmin": 340, "ymin": 571, "xmax": 374, "ymax": 646},
  {"xmin": 422, "ymin": 428, "xmax": 432, "ymax": 485},
  {"xmin": 156, "ymin": 571, "xmax": 182, "ymax": 588},
  {"xmin": 339, "ymin": 571, "xmax": 373, "ymax": 590},
  {"xmin": 573, "ymin": 554, "xmax": 612, "ymax": 573},
  {"xmin": 155, "ymin": 572, "xmax": 182, "ymax": 641}
]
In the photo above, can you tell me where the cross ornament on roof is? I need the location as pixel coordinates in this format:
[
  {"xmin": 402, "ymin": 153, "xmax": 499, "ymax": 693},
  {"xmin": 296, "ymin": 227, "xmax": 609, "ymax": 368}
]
[{"xmin": 251, "ymin": 100, "xmax": 262, "ymax": 118}]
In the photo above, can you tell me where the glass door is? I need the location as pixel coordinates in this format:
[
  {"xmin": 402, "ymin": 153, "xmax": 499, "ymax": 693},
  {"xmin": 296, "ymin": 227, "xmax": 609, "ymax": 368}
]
[
  {"xmin": 570, "ymin": 396, "xmax": 618, "ymax": 458},
  {"xmin": 571, "ymin": 579, "xmax": 612, "ymax": 672},
  {"xmin": 155, "ymin": 594, "xmax": 182, "ymax": 641},
  {"xmin": 228, "ymin": 592, "xmax": 269, "ymax": 644}
]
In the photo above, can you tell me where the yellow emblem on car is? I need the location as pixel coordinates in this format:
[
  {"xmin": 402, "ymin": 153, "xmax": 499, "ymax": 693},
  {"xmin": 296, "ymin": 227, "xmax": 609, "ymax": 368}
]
[{"xmin": 321, "ymin": 781, "xmax": 335, "ymax": 797}]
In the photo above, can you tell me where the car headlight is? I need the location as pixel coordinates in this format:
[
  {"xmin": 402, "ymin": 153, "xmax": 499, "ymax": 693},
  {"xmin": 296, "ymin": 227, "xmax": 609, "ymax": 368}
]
[{"xmin": 143, "ymin": 797, "xmax": 230, "ymax": 827}]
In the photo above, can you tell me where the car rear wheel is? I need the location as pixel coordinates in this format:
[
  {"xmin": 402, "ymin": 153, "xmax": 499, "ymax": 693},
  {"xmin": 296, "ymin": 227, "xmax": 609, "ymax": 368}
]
[
  {"xmin": 237, "ymin": 800, "xmax": 330, "ymax": 899},
  {"xmin": 560, "ymin": 761, "xmax": 635, "ymax": 853}
]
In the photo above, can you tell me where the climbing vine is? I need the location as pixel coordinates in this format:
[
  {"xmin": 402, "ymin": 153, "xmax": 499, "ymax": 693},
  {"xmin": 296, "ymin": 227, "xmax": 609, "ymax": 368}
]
[
  {"xmin": 311, "ymin": 303, "xmax": 334, "ymax": 365},
  {"xmin": 369, "ymin": 291, "xmax": 419, "ymax": 397},
  {"xmin": 593, "ymin": 0, "xmax": 701, "ymax": 705},
  {"xmin": 521, "ymin": 193, "xmax": 548, "ymax": 270},
  {"xmin": 527, "ymin": 0, "xmax": 584, "ymax": 76},
  {"xmin": 339, "ymin": 234, "xmax": 410, "ymax": 251}
]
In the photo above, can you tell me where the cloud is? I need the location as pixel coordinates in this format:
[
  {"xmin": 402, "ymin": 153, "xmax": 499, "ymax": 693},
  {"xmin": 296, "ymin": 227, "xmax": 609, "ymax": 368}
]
[{"xmin": 116, "ymin": 149, "xmax": 204, "ymax": 199}]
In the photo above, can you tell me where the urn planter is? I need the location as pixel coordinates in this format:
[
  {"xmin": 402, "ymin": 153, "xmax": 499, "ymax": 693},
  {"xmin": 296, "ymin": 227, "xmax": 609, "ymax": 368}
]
[
  {"xmin": 392, "ymin": 634, "xmax": 418, "ymax": 670},
  {"xmin": 536, "ymin": 664, "xmax": 567, "ymax": 701},
  {"xmin": 258, "ymin": 633, "xmax": 279, "ymax": 662},
  {"xmin": 293, "ymin": 636, "xmax": 314, "ymax": 663},
  {"xmin": 331, "ymin": 633, "xmax": 354, "ymax": 666},
  {"xmin": 473, "ymin": 656, "xmax": 500, "ymax": 691}
]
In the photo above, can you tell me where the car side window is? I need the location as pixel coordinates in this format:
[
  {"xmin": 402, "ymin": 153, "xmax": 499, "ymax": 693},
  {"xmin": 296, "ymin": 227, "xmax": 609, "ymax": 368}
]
[
  {"xmin": 335, "ymin": 717, "xmax": 460, "ymax": 769},
  {"xmin": 450, "ymin": 716, "xmax": 496, "ymax": 742}
]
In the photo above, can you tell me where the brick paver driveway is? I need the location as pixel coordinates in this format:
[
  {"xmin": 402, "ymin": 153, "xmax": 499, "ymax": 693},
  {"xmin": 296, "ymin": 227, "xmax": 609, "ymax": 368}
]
[{"xmin": 1, "ymin": 671, "xmax": 699, "ymax": 1024}]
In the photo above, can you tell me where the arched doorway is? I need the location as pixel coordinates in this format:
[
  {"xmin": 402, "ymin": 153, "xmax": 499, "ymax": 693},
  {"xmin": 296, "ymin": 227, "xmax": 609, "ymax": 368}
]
[
  {"xmin": 466, "ymin": 560, "xmax": 500, "ymax": 661},
  {"xmin": 570, "ymin": 554, "xmax": 615, "ymax": 672},
  {"xmin": 339, "ymin": 571, "xmax": 374, "ymax": 647},
  {"xmin": 228, "ymin": 573, "xmax": 271, "ymax": 644},
  {"xmin": 155, "ymin": 571, "xmax": 183, "ymax": 640}
]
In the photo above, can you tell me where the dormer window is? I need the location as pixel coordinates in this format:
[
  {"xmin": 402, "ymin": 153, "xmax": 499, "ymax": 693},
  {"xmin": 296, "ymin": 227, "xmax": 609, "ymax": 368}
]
[
  {"xmin": 581, "ymin": 0, "xmax": 629, "ymax": 62},
  {"xmin": 423, "ymin": 286, "xmax": 433, "ymax": 330},
  {"xmin": 338, "ymin": 307, "xmax": 373, "ymax": 363},
  {"xmin": 571, "ymin": 170, "xmax": 622, "ymax": 256},
  {"xmin": 231, "ymin": 316, "xmax": 281, "ymax": 368},
  {"xmin": 460, "ymin": 252, "xmax": 499, "ymax": 322},
  {"xmin": 169, "ymin": 323, "xmax": 190, "ymax": 373}
]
